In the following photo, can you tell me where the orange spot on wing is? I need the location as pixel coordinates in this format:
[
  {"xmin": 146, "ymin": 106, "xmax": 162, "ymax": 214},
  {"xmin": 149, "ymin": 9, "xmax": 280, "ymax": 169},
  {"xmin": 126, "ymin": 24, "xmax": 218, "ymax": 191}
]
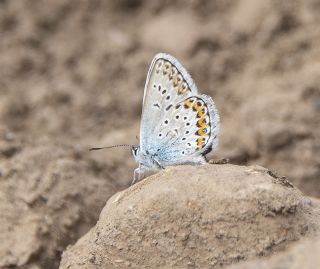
[
  {"xmin": 193, "ymin": 101, "xmax": 203, "ymax": 111},
  {"xmin": 197, "ymin": 108, "xmax": 206, "ymax": 118},
  {"xmin": 196, "ymin": 126, "xmax": 210, "ymax": 137},
  {"xmin": 197, "ymin": 128, "xmax": 206, "ymax": 136},
  {"xmin": 197, "ymin": 137, "xmax": 205, "ymax": 149},
  {"xmin": 184, "ymin": 100, "xmax": 193, "ymax": 108},
  {"xmin": 197, "ymin": 118, "xmax": 207, "ymax": 128}
]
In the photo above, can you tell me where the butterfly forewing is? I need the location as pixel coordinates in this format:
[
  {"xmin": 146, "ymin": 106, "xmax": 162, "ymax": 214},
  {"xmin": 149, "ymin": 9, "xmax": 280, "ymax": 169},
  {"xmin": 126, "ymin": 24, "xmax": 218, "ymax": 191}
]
[
  {"xmin": 140, "ymin": 53, "xmax": 219, "ymax": 166},
  {"xmin": 140, "ymin": 54, "xmax": 197, "ymax": 149}
]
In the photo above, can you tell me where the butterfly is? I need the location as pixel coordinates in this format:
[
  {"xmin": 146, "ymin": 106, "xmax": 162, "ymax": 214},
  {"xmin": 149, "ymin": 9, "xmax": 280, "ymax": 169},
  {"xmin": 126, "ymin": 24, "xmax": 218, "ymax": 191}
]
[{"xmin": 131, "ymin": 53, "xmax": 220, "ymax": 184}]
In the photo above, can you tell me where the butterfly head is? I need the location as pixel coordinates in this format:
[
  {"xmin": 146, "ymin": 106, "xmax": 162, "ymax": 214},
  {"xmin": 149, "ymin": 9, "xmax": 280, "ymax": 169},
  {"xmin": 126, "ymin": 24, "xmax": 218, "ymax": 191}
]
[{"xmin": 131, "ymin": 145, "xmax": 140, "ymax": 161}]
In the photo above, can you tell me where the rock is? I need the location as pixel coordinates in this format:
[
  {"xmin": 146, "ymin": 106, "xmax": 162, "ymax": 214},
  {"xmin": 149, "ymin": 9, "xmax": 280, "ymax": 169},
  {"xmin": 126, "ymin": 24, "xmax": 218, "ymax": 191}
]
[
  {"xmin": 226, "ymin": 236, "xmax": 320, "ymax": 269},
  {"xmin": 59, "ymin": 164, "xmax": 320, "ymax": 269}
]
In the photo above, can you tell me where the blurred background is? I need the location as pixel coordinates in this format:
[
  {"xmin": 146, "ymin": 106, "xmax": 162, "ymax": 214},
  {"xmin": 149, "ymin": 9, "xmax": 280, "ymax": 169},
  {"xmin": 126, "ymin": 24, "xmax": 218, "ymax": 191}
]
[{"xmin": 0, "ymin": 0, "xmax": 319, "ymax": 268}]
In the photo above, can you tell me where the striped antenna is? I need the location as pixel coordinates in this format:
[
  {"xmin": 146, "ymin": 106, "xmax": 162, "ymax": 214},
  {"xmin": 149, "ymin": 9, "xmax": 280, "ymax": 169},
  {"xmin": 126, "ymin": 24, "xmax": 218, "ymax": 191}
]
[{"xmin": 89, "ymin": 144, "xmax": 132, "ymax": 151}]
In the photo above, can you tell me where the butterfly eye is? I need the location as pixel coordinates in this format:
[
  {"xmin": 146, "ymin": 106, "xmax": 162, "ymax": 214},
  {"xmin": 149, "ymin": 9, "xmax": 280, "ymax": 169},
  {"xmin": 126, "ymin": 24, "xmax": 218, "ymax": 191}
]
[{"xmin": 132, "ymin": 146, "xmax": 139, "ymax": 157}]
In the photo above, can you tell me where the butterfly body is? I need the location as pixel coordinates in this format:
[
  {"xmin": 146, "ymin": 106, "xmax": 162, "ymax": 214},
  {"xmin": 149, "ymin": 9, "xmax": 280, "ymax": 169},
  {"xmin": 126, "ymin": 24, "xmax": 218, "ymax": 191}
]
[{"xmin": 132, "ymin": 53, "xmax": 220, "ymax": 183}]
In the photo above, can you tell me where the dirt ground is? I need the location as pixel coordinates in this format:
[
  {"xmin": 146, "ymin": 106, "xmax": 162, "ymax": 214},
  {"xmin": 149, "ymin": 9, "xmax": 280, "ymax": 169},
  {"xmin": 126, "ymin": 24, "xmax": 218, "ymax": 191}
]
[
  {"xmin": 0, "ymin": 0, "xmax": 319, "ymax": 268},
  {"xmin": 59, "ymin": 164, "xmax": 320, "ymax": 269}
]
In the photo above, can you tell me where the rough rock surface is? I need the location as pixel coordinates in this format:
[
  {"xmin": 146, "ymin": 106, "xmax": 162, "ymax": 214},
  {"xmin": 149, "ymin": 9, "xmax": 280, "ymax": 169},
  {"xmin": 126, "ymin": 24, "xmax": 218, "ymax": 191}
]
[
  {"xmin": 227, "ymin": 236, "xmax": 320, "ymax": 269},
  {"xmin": 0, "ymin": 139, "xmax": 116, "ymax": 269},
  {"xmin": 59, "ymin": 164, "xmax": 320, "ymax": 269}
]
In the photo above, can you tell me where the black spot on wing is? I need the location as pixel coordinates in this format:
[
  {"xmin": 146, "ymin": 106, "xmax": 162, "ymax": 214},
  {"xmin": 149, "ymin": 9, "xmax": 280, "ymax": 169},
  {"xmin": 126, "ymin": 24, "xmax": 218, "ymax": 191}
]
[
  {"xmin": 201, "ymin": 144, "xmax": 213, "ymax": 155},
  {"xmin": 166, "ymin": 104, "xmax": 173, "ymax": 111}
]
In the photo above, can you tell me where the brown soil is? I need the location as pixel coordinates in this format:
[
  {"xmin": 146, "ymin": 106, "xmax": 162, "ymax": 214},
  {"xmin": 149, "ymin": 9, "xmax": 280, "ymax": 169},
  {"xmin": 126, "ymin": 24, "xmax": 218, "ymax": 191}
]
[
  {"xmin": 0, "ymin": 0, "xmax": 320, "ymax": 268},
  {"xmin": 59, "ymin": 164, "xmax": 320, "ymax": 269},
  {"xmin": 227, "ymin": 236, "xmax": 320, "ymax": 269},
  {"xmin": 0, "ymin": 140, "xmax": 117, "ymax": 268}
]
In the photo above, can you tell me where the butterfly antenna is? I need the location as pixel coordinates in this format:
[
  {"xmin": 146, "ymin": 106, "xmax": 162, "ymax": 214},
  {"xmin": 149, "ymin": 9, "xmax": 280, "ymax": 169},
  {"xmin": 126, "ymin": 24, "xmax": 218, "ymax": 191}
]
[{"xmin": 89, "ymin": 144, "xmax": 132, "ymax": 151}]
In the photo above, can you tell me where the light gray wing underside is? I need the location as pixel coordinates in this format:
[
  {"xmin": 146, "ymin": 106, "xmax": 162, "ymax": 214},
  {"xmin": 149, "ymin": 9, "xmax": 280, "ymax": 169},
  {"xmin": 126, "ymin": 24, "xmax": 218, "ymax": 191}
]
[{"xmin": 139, "ymin": 53, "xmax": 219, "ymax": 165}]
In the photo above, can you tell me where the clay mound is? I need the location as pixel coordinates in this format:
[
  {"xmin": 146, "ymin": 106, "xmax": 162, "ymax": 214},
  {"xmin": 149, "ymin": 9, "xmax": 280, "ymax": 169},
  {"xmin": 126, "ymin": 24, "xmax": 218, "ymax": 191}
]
[
  {"xmin": 59, "ymin": 164, "xmax": 320, "ymax": 269},
  {"xmin": 0, "ymin": 140, "xmax": 117, "ymax": 269},
  {"xmin": 227, "ymin": 236, "xmax": 320, "ymax": 269}
]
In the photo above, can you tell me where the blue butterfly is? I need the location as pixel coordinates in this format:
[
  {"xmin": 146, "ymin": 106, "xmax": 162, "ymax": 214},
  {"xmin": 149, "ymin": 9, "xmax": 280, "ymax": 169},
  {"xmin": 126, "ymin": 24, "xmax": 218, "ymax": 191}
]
[{"xmin": 131, "ymin": 53, "xmax": 220, "ymax": 183}]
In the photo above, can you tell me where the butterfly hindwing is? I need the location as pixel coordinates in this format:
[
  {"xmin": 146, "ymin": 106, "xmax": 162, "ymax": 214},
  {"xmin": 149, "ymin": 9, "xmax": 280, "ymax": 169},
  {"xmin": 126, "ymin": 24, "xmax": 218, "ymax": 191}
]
[{"xmin": 153, "ymin": 94, "xmax": 219, "ymax": 165}]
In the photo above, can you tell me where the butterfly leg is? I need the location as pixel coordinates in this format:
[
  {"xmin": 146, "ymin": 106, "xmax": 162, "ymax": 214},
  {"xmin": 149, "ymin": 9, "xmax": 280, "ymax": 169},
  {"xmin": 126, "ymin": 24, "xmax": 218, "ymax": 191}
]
[
  {"xmin": 132, "ymin": 164, "xmax": 146, "ymax": 185},
  {"xmin": 132, "ymin": 168, "xmax": 139, "ymax": 185},
  {"xmin": 154, "ymin": 157, "xmax": 165, "ymax": 170}
]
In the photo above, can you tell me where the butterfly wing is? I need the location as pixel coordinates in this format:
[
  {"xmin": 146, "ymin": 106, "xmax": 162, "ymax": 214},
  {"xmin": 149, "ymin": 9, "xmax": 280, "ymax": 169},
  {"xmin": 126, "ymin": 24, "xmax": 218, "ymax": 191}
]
[
  {"xmin": 140, "ymin": 53, "xmax": 198, "ymax": 149},
  {"xmin": 140, "ymin": 53, "xmax": 219, "ymax": 166}
]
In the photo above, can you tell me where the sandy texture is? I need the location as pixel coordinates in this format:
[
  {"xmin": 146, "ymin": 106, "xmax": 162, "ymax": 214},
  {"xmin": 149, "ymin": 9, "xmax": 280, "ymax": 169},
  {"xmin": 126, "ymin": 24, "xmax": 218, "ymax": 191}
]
[
  {"xmin": 0, "ymin": 0, "xmax": 319, "ymax": 196},
  {"xmin": 0, "ymin": 136, "xmax": 116, "ymax": 269},
  {"xmin": 59, "ymin": 164, "xmax": 320, "ymax": 269},
  {"xmin": 227, "ymin": 236, "xmax": 320, "ymax": 269},
  {"xmin": 1, "ymin": 0, "xmax": 320, "ymax": 268}
]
